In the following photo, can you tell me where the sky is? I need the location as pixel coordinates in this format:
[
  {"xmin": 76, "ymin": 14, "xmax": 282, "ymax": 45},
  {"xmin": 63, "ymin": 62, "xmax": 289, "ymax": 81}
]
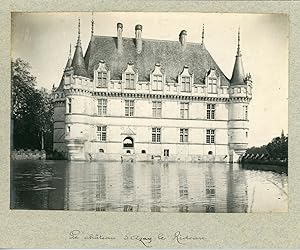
[{"xmin": 11, "ymin": 12, "xmax": 289, "ymax": 147}]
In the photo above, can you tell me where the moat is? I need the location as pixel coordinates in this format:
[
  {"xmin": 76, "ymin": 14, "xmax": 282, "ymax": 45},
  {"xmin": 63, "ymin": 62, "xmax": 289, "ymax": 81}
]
[{"xmin": 10, "ymin": 160, "xmax": 288, "ymax": 212}]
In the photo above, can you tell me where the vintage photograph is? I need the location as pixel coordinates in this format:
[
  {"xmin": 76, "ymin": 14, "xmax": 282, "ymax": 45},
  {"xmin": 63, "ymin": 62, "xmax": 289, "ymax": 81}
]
[{"xmin": 10, "ymin": 12, "xmax": 288, "ymax": 213}]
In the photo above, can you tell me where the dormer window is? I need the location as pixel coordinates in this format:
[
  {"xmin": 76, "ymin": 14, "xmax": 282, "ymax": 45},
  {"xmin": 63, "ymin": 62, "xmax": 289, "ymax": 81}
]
[
  {"xmin": 123, "ymin": 63, "xmax": 137, "ymax": 90},
  {"xmin": 208, "ymin": 77, "xmax": 217, "ymax": 93},
  {"xmin": 153, "ymin": 75, "xmax": 163, "ymax": 90},
  {"xmin": 125, "ymin": 73, "xmax": 135, "ymax": 89},
  {"xmin": 206, "ymin": 68, "xmax": 219, "ymax": 94},
  {"xmin": 94, "ymin": 60, "xmax": 110, "ymax": 88},
  {"xmin": 182, "ymin": 76, "xmax": 191, "ymax": 92},
  {"xmin": 179, "ymin": 65, "xmax": 193, "ymax": 92},
  {"xmin": 98, "ymin": 72, "xmax": 107, "ymax": 87},
  {"xmin": 151, "ymin": 63, "xmax": 164, "ymax": 91}
]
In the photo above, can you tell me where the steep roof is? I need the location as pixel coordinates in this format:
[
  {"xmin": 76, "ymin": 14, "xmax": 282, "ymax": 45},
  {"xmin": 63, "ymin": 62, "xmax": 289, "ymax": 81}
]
[
  {"xmin": 230, "ymin": 54, "xmax": 245, "ymax": 85},
  {"xmin": 84, "ymin": 36, "xmax": 230, "ymax": 85},
  {"xmin": 71, "ymin": 38, "xmax": 89, "ymax": 78},
  {"xmin": 230, "ymin": 29, "xmax": 246, "ymax": 86},
  {"xmin": 56, "ymin": 50, "xmax": 72, "ymax": 91}
]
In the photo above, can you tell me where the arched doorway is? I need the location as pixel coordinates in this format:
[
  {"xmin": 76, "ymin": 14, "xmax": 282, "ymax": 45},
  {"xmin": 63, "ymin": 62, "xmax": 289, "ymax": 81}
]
[{"xmin": 123, "ymin": 137, "xmax": 134, "ymax": 148}]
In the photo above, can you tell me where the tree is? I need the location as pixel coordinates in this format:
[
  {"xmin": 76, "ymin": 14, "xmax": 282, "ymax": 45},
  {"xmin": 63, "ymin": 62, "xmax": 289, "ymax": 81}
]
[
  {"xmin": 265, "ymin": 133, "xmax": 288, "ymax": 160},
  {"xmin": 12, "ymin": 58, "xmax": 53, "ymax": 151},
  {"xmin": 246, "ymin": 132, "xmax": 288, "ymax": 160}
]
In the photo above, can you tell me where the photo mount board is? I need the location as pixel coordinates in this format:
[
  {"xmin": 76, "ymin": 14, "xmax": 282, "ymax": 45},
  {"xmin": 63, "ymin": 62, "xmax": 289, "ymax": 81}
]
[{"xmin": 0, "ymin": 0, "xmax": 299, "ymax": 248}]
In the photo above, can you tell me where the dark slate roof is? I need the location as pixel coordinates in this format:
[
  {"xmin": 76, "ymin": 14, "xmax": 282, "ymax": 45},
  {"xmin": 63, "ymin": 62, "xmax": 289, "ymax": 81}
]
[
  {"xmin": 72, "ymin": 40, "xmax": 89, "ymax": 78},
  {"xmin": 230, "ymin": 54, "xmax": 246, "ymax": 85},
  {"xmin": 84, "ymin": 36, "xmax": 230, "ymax": 85}
]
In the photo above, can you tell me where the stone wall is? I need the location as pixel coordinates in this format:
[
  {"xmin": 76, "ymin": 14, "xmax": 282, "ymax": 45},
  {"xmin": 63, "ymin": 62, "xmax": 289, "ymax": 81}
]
[{"xmin": 11, "ymin": 149, "xmax": 46, "ymax": 160}]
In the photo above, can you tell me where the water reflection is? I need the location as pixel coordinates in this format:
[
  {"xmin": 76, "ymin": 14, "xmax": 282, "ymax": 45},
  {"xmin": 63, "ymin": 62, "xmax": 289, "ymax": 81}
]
[{"xmin": 11, "ymin": 161, "xmax": 288, "ymax": 212}]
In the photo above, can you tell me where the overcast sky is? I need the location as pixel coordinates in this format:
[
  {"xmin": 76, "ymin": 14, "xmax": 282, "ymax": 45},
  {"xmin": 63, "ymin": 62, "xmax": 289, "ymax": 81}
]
[{"xmin": 11, "ymin": 12, "xmax": 288, "ymax": 147}]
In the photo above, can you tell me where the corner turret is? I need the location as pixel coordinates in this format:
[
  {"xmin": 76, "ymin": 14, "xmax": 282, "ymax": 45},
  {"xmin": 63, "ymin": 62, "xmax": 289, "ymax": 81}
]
[
  {"xmin": 228, "ymin": 28, "xmax": 253, "ymax": 163},
  {"xmin": 52, "ymin": 44, "xmax": 73, "ymax": 154}
]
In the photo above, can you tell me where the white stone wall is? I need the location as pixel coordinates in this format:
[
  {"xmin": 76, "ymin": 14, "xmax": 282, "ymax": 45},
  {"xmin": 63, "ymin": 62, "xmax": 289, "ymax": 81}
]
[
  {"xmin": 53, "ymin": 69, "xmax": 252, "ymax": 162},
  {"xmin": 91, "ymin": 97, "xmax": 229, "ymax": 120},
  {"xmin": 228, "ymin": 86, "xmax": 251, "ymax": 156}
]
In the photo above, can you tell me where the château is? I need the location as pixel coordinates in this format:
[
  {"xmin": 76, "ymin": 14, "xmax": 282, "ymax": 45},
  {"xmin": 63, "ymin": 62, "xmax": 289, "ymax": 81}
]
[{"xmin": 52, "ymin": 19, "xmax": 253, "ymax": 162}]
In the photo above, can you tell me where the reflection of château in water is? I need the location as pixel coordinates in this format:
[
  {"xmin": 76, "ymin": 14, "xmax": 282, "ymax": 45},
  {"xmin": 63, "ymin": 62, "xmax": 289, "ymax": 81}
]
[
  {"xmin": 64, "ymin": 162, "xmax": 248, "ymax": 213},
  {"xmin": 52, "ymin": 18, "xmax": 253, "ymax": 163}
]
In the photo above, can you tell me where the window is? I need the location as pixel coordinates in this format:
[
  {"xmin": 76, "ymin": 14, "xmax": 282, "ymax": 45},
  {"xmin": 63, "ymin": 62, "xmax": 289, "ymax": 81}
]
[
  {"xmin": 181, "ymin": 76, "xmax": 191, "ymax": 92},
  {"xmin": 180, "ymin": 102, "xmax": 189, "ymax": 119},
  {"xmin": 66, "ymin": 126, "xmax": 71, "ymax": 133},
  {"xmin": 180, "ymin": 128, "xmax": 189, "ymax": 143},
  {"xmin": 99, "ymin": 149, "xmax": 104, "ymax": 153},
  {"xmin": 164, "ymin": 149, "xmax": 169, "ymax": 157},
  {"xmin": 125, "ymin": 100, "xmax": 135, "ymax": 117},
  {"xmin": 207, "ymin": 104, "xmax": 215, "ymax": 120},
  {"xmin": 97, "ymin": 99, "xmax": 107, "ymax": 116},
  {"xmin": 152, "ymin": 127, "xmax": 161, "ymax": 143},
  {"xmin": 208, "ymin": 77, "xmax": 217, "ymax": 93},
  {"xmin": 246, "ymin": 131, "xmax": 248, "ymax": 138},
  {"xmin": 206, "ymin": 129, "xmax": 215, "ymax": 144},
  {"xmin": 97, "ymin": 71, "xmax": 107, "ymax": 87},
  {"xmin": 67, "ymin": 98, "xmax": 72, "ymax": 113},
  {"xmin": 152, "ymin": 74, "xmax": 163, "ymax": 90},
  {"xmin": 245, "ymin": 105, "xmax": 248, "ymax": 120},
  {"xmin": 152, "ymin": 101, "xmax": 162, "ymax": 118},
  {"xmin": 125, "ymin": 73, "xmax": 135, "ymax": 89},
  {"xmin": 141, "ymin": 150, "xmax": 146, "ymax": 154},
  {"xmin": 97, "ymin": 126, "xmax": 107, "ymax": 142}
]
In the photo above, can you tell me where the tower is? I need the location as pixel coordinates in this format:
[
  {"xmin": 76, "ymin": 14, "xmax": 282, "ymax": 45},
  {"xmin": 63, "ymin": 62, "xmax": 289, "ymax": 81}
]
[
  {"xmin": 228, "ymin": 28, "xmax": 253, "ymax": 162},
  {"xmin": 53, "ymin": 18, "xmax": 93, "ymax": 160},
  {"xmin": 52, "ymin": 44, "xmax": 72, "ymax": 155}
]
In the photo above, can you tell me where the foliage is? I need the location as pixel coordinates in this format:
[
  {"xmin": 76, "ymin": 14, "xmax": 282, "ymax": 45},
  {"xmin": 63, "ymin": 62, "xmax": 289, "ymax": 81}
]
[
  {"xmin": 246, "ymin": 132, "xmax": 288, "ymax": 160},
  {"xmin": 12, "ymin": 58, "xmax": 54, "ymax": 151}
]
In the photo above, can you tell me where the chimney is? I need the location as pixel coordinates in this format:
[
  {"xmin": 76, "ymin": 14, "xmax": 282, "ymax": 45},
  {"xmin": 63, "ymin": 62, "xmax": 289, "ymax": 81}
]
[
  {"xmin": 135, "ymin": 24, "xmax": 143, "ymax": 54},
  {"xmin": 117, "ymin": 22, "xmax": 123, "ymax": 53},
  {"xmin": 179, "ymin": 30, "xmax": 187, "ymax": 50}
]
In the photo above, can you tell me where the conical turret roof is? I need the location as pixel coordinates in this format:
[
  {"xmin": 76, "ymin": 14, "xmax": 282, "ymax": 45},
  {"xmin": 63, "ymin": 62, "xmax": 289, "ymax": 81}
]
[
  {"xmin": 230, "ymin": 29, "xmax": 246, "ymax": 86},
  {"xmin": 71, "ymin": 19, "xmax": 89, "ymax": 78},
  {"xmin": 56, "ymin": 44, "xmax": 73, "ymax": 91}
]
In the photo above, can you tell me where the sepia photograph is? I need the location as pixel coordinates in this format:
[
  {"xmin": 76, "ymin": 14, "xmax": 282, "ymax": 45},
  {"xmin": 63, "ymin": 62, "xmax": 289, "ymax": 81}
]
[{"xmin": 10, "ymin": 12, "xmax": 288, "ymax": 213}]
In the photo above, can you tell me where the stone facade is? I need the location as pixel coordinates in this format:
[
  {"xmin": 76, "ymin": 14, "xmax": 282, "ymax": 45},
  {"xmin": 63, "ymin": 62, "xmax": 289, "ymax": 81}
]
[{"xmin": 52, "ymin": 21, "xmax": 253, "ymax": 162}]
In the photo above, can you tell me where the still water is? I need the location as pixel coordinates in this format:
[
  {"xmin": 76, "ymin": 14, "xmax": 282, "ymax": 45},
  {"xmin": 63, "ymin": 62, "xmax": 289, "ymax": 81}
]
[{"xmin": 11, "ymin": 160, "xmax": 288, "ymax": 213}]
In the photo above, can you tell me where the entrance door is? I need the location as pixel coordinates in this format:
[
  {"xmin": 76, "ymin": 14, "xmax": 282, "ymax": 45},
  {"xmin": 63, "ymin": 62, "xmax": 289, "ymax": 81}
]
[
  {"xmin": 123, "ymin": 137, "xmax": 134, "ymax": 148},
  {"xmin": 123, "ymin": 137, "xmax": 134, "ymax": 155}
]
